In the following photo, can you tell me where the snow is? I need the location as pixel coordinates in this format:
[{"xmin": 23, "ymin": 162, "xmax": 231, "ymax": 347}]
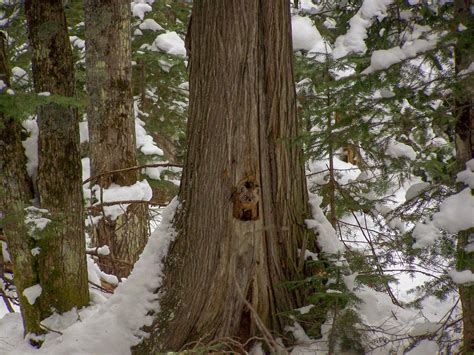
[
  {"xmin": 24, "ymin": 206, "xmax": 51, "ymax": 237},
  {"xmin": 97, "ymin": 245, "xmax": 110, "ymax": 256},
  {"xmin": 152, "ymin": 32, "xmax": 186, "ymax": 57},
  {"xmin": 405, "ymin": 182, "xmax": 430, "ymax": 200},
  {"xmin": 286, "ymin": 321, "xmax": 312, "ymax": 343},
  {"xmin": 131, "ymin": 3, "xmax": 152, "ymax": 20},
  {"xmin": 135, "ymin": 117, "xmax": 163, "ymax": 156},
  {"xmin": 412, "ymin": 222, "xmax": 441, "ymax": 249},
  {"xmin": 362, "ymin": 38, "xmax": 438, "ymax": 74},
  {"xmin": 22, "ymin": 117, "xmax": 39, "ymax": 178},
  {"xmin": 79, "ymin": 120, "xmax": 89, "ymax": 144},
  {"xmin": 92, "ymin": 180, "xmax": 153, "ymax": 220},
  {"xmin": 307, "ymin": 157, "xmax": 360, "ymax": 186},
  {"xmin": 448, "ymin": 270, "xmax": 474, "ymax": 284},
  {"xmin": 333, "ymin": 0, "xmax": 394, "ymax": 59},
  {"xmin": 304, "ymin": 249, "xmax": 318, "ymax": 260},
  {"xmin": 409, "ymin": 322, "xmax": 440, "ymax": 337},
  {"xmin": 295, "ymin": 0, "xmax": 322, "ymax": 14},
  {"xmin": 323, "ymin": 18, "xmax": 336, "ymax": 29},
  {"xmin": 457, "ymin": 159, "xmax": 474, "ymax": 188},
  {"xmin": 11, "ymin": 66, "xmax": 28, "ymax": 85},
  {"xmin": 295, "ymin": 304, "xmax": 314, "ymax": 314},
  {"xmin": 406, "ymin": 340, "xmax": 439, "ymax": 354},
  {"xmin": 466, "ymin": 243, "xmax": 474, "ymax": 253},
  {"xmin": 70, "ymin": 36, "xmax": 85, "ymax": 49},
  {"xmin": 306, "ymin": 194, "xmax": 345, "ymax": 255},
  {"xmin": 22, "ymin": 284, "xmax": 42, "ymax": 305},
  {"xmin": 432, "ymin": 188, "xmax": 474, "ymax": 234},
  {"xmin": 139, "ymin": 18, "xmax": 163, "ymax": 32},
  {"xmin": 386, "ymin": 138, "xmax": 416, "ymax": 160},
  {"xmin": 1, "ymin": 199, "xmax": 178, "ymax": 355},
  {"xmin": 86, "ymin": 245, "xmax": 110, "ymax": 256},
  {"xmin": 291, "ymin": 16, "xmax": 331, "ymax": 61},
  {"xmin": 413, "ymin": 161, "xmax": 474, "ymax": 248}
]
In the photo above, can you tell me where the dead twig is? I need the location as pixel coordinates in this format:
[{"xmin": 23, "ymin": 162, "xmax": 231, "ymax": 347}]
[
  {"xmin": 88, "ymin": 280, "xmax": 113, "ymax": 294},
  {"xmin": 83, "ymin": 163, "xmax": 182, "ymax": 185},
  {"xmin": 233, "ymin": 277, "xmax": 285, "ymax": 354},
  {"xmin": 39, "ymin": 323, "xmax": 63, "ymax": 335}
]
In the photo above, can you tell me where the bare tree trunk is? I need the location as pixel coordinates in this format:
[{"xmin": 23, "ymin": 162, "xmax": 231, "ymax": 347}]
[
  {"xmin": 84, "ymin": 0, "xmax": 149, "ymax": 279},
  {"xmin": 0, "ymin": 33, "xmax": 43, "ymax": 336},
  {"xmin": 24, "ymin": 0, "xmax": 89, "ymax": 328},
  {"xmin": 454, "ymin": 0, "xmax": 474, "ymax": 352},
  {"xmin": 135, "ymin": 1, "xmax": 317, "ymax": 352}
]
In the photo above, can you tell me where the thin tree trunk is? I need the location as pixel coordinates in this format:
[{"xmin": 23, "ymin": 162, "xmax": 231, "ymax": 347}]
[
  {"xmin": 135, "ymin": 1, "xmax": 317, "ymax": 352},
  {"xmin": 453, "ymin": 0, "xmax": 474, "ymax": 352},
  {"xmin": 0, "ymin": 33, "xmax": 43, "ymax": 335},
  {"xmin": 84, "ymin": 0, "xmax": 148, "ymax": 279},
  {"xmin": 24, "ymin": 0, "xmax": 89, "ymax": 325}
]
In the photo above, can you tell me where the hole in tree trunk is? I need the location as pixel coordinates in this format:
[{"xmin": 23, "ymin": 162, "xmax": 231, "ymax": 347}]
[{"xmin": 233, "ymin": 177, "xmax": 260, "ymax": 221}]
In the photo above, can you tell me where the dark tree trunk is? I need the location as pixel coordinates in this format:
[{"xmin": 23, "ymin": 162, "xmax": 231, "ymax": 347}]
[
  {"xmin": 135, "ymin": 1, "xmax": 316, "ymax": 352},
  {"xmin": 84, "ymin": 0, "xmax": 149, "ymax": 279},
  {"xmin": 0, "ymin": 33, "xmax": 43, "ymax": 335},
  {"xmin": 23, "ymin": 0, "xmax": 89, "ymax": 328},
  {"xmin": 454, "ymin": 0, "xmax": 474, "ymax": 352}
]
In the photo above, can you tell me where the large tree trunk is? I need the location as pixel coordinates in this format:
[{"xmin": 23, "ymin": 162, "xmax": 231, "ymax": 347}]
[
  {"xmin": 135, "ymin": 1, "xmax": 315, "ymax": 352},
  {"xmin": 454, "ymin": 0, "xmax": 474, "ymax": 352},
  {"xmin": 24, "ymin": 0, "xmax": 89, "ymax": 327},
  {"xmin": 84, "ymin": 0, "xmax": 148, "ymax": 279},
  {"xmin": 0, "ymin": 33, "xmax": 42, "ymax": 335}
]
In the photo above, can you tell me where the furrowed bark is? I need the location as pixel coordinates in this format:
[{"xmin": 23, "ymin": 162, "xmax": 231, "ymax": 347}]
[
  {"xmin": 134, "ymin": 1, "xmax": 317, "ymax": 352},
  {"xmin": 0, "ymin": 33, "xmax": 41, "ymax": 334},
  {"xmin": 24, "ymin": 0, "xmax": 89, "ymax": 324},
  {"xmin": 84, "ymin": 0, "xmax": 148, "ymax": 279}
]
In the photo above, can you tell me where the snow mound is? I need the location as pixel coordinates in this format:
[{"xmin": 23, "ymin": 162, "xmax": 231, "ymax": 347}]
[
  {"xmin": 152, "ymin": 32, "xmax": 186, "ymax": 57},
  {"xmin": 1, "ymin": 199, "xmax": 178, "ymax": 355},
  {"xmin": 333, "ymin": 0, "xmax": 394, "ymax": 59},
  {"xmin": 131, "ymin": 3, "xmax": 152, "ymax": 20},
  {"xmin": 306, "ymin": 193, "xmax": 345, "ymax": 255},
  {"xmin": 139, "ymin": 18, "xmax": 163, "ymax": 32},
  {"xmin": 22, "ymin": 285, "xmax": 42, "ymax": 305}
]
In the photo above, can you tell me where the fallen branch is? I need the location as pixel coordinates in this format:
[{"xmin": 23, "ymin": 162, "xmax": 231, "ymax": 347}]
[
  {"xmin": 88, "ymin": 280, "xmax": 114, "ymax": 294},
  {"xmin": 83, "ymin": 163, "xmax": 182, "ymax": 185},
  {"xmin": 87, "ymin": 200, "xmax": 168, "ymax": 213}
]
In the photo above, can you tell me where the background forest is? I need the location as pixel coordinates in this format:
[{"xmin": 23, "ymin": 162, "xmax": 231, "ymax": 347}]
[{"xmin": 0, "ymin": 0, "xmax": 473, "ymax": 354}]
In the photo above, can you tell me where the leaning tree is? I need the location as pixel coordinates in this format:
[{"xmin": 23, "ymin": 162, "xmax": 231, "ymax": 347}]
[{"xmin": 135, "ymin": 0, "xmax": 319, "ymax": 352}]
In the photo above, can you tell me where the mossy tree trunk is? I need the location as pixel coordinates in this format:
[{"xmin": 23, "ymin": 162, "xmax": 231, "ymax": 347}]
[
  {"xmin": 84, "ymin": 0, "xmax": 148, "ymax": 279},
  {"xmin": 454, "ymin": 0, "xmax": 474, "ymax": 351},
  {"xmin": 23, "ymin": 0, "xmax": 88, "ymax": 333},
  {"xmin": 0, "ymin": 33, "xmax": 43, "ymax": 336},
  {"xmin": 135, "ymin": 1, "xmax": 317, "ymax": 352}
]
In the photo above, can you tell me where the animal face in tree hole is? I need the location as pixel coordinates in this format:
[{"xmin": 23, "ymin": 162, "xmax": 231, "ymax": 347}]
[{"xmin": 233, "ymin": 180, "xmax": 260, "ymax": 221}]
